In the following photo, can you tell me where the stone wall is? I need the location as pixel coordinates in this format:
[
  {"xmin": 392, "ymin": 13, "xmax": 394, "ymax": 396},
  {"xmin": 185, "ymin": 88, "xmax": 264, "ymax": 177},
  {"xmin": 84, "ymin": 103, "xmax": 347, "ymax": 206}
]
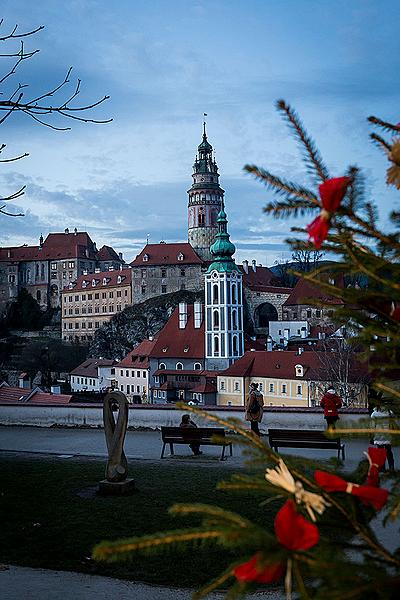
[{"xmin": 245, "ymin": 288, "xmax": 290, "ymax": 331}]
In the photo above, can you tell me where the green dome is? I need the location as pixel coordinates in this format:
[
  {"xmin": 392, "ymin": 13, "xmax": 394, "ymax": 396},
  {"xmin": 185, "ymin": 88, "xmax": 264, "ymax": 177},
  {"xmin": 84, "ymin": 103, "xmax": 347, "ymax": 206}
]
[{"xmin": 207, "ymin": 205, "xmax": 240, "ymax": 274}]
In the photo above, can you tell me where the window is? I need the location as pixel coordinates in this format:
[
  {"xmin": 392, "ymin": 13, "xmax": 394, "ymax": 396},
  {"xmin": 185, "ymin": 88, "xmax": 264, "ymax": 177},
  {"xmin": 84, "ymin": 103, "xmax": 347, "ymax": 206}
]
[
  {"xmin": 82, "ymin": 307, "xmax": 86, "ymax": 314},
  {"xmin": 75, "ymin": 322, "xmax": 79, "ymax": 329},
  {"xmin": 36, "ymin": 290, "xmax": 41, "ymax": 302},
  {"xmin": 126, "ymin": 370, "xmax": 129, "ymax": 377},
  {"xmin": 232, "ymin": 309, "xmax": 237, "ymax": 329},
  {"xmin": 212, "ymin": 284, "xmax": 218, "ymax": 304},
  {"xmin": 82, "ymin": 294, "xmax": 86, "ymax": 301},
  {"xmin": 307, "ymin": 309, "xmax": 312, "ymax": 318},
  {"xmin": 161, "ymin": 285, "xmax": 167, "ymax": 293},
  {"xmin": 120, "ymin": 384, "xmax": 124, "ymax": 391},
  {"xmin": 159, "ymin": 363, "xmax": 166, "ymax": 370},
  {"xmin": 69, "ymin": 296, "xmax": 72, "ymax": 302},
  {"xmin": 234, "ymin": 381, "xmax": 240, "ymax": 391},
  {"xmin": 232, "ymin": 335, "xmax": 238, "ymax": 356},
  {"xmin": 180, "ymin": 283, "xmax": 186, "ymax": 290},
  {"xmin": 194, "ymin": 362, "xmax": 202, "ymax": 371},
  {"xmin": 177, "ymin": 253, "xmax": 184, "ymax": 261},
  {"xmin": 102, "ymin": 292, "xmax": 106, "ymax": 299},
  {"xmin": 282, "ymin": 384, "xmax": 287, "ymax": 394},
  {"xmin": 120, "ymin": 370, "xmax": 123, "ymax": 376},
  {"xmin": 95, "ymin": 293, "xmax": 99, "ymax": 299},
  {"xmin": 258, "ymin": 383, "xmax": 263, "ymax": 392},
  {"xmin": 161, "ymin": 268, "xmax": 167, "ymax": 277},
  {"xmin": 88, "ymin": 322, "xmax": 92, "ymax": 328},
  {"xmin": 295, "ymin": 365, "xmax": 304, "ymax": 377},
  {"xmin": 68, "ymin": 261, "xmax": 75, "ymax": 269},
  {"xmin": 95, "ymin": 306, "xmax": 100, "ymax": 313},
  {"xmin": 88, "ymin": 306, "xmax": 92, "ymax": 313},
  {"xmin": 82, "ymin": 322, "xmax": 86, "ymax": 329},
  {"xmin": 213, "ymin": 310, "xmax": 219, "ymax": 329},
  {"xmin": 297, "ymin": 385, "xmax": 302, "ymax": 395},
  {"xmin": 95, "ymin": 322, "xmax": 99, "ymax": 328},
  {"xmin": 137, "ymin": 385, "xmax": 140, "ymax": 393},
  {"xmin": 232, "ymin": 284, "xmax": 237, "ymax": 303},
  {"xmin": 136, "ymin": 371, "xmax": 140, "ymax": 377},
  {"xmin": 180, "ymin": 268, "xmax": 185, "ymax": 277},
  {"xmin": 109, "ymin": 305, "xmax": 114, "ymax": 312},
  {"xmin": 75, "ymin": 308, "xmax": 79, "ymax": 314},
  {"xmin": 269, "ymin": 383, "xmax": 274, "ymax": 392},
  {"xmin": 117, "ymin": 290, "xmax": 122, "ymax": 297},
  {"xmin": 141, "ymin": 286, "xmax": 146, "ymax": 295},
  {"xmin": 214, "ymin": 336, "xmax": 219, "ymax": 355},
  {"xmin": 51, "ymin": 262, "xmax": 57, "ymax": 270},
  {"xmin": 220, "ymin": 380, "xmax": 225, "ymax": 390},
  {"xmin": 143, "ymin": 254, "xmax": 149, "ymax": 262},
  {"xmin": 316, "ymin": 309, "xmax": 321, "ymax": 317},
  {"xmin": 68, "ymin": 323, "xmax": 73, "ymax": 329},
  {"xmin": 176, "ymin": 362, "xmax": 183, "ymax": 370}
]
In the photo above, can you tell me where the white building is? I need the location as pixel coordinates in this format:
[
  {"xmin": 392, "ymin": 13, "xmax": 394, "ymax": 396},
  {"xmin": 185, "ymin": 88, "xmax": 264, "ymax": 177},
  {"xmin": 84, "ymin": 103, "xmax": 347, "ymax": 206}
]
[
  {"xmin": 113, "ymin": 338, "xmax": 157, "ymax": 403},
  {"xmin": 268, "ymin": 320, "xmax": 310, "ymax": 346},
  {"xmin": 69, "ymin": 358, "xmax": 114, "ymax": 393}
]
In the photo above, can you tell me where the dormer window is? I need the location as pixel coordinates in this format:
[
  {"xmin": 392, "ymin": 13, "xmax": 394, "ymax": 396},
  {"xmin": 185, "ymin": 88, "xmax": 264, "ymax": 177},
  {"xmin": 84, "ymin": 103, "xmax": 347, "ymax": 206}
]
[
  {"xmin": 183, "ymin": 346, "xmax": 189, "ymax": 353},
  {"xmin": 82, "ymin": 281, "xmax": 87, "ymax": 289},
  {"xmin": 177, "ymin": 253, "xmax": 184, "ymax": 261},
  {"xmin": 69, "ymin": 283, "xmax": 73, "ymax": 289},
  {"xmin": 162, "ymin": 346, "xmax": 168, "ymax": 353},
  {"xmin": 143, "ymin": 254, "xmax": 149, "ymax": 262},
  {"xmin": 103, "ymin": 277, "xmax": 108, "ymax": 285},
  {"xmin": 117, "ymin": 275, "xmax": 122, "ymax": 284},
  {"xmin": 295, "ymin": 364, "xmax": 304, "ymax": 377}
]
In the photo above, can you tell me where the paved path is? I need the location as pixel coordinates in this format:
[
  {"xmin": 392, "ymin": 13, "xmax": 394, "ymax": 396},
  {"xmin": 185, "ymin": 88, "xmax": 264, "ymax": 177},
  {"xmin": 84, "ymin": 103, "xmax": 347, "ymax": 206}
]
[{"xmin": 0, "ymin": 565, "xmax": 284, "ymax": 600}]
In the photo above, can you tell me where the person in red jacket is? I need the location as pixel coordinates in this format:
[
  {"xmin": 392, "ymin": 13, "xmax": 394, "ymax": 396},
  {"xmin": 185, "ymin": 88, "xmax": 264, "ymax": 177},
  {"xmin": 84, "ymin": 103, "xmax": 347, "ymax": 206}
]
[{"xmin": 320, "ymin": 388, "xmax": 342, "ymax": 429}]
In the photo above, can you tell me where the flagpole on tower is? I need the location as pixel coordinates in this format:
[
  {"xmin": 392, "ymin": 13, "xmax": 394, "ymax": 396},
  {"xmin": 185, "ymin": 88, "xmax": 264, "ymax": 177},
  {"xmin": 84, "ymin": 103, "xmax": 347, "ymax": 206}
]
[{"xmin": 203, "ymin": 112, "xmax": 207, "ymax": 136}]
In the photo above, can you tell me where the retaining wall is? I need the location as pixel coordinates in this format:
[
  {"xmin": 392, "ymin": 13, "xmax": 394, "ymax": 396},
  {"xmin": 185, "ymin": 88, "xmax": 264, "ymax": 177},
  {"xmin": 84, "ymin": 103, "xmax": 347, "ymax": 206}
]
[{"xmin": 0, "ymin": 403, "xmax": 368, "ymax": 430}]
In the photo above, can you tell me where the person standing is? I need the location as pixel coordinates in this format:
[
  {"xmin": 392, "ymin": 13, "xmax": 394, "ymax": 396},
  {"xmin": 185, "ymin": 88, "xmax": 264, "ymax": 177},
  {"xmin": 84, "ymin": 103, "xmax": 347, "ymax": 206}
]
[
  {"xmin": 371, "ymin": 405, "xmax": 395, "ymax": 471},
  {"xmin": 320, "ymin": 388, "xmax": 342, "ymax": 429},
  {"xmin": 180, "ymin": 414, "xmax": 202, "ymax": 455},
  {"xmin": 245, "ymin": 382, "xmax": 264, "ymax": 436}
]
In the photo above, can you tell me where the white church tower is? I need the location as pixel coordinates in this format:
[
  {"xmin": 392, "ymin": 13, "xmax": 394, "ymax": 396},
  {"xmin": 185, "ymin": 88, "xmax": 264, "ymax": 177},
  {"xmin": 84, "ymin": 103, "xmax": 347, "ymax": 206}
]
[{"xmin": 205, "ymin": 202, "xmax": 244, "ymax": 371}]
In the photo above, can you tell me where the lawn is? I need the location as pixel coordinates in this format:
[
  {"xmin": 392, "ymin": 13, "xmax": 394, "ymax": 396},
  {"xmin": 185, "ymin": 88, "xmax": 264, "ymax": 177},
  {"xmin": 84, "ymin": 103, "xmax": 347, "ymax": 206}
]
[{"xmin": 0, "ymin": 454, "xmax": 281, "ymax": 588}]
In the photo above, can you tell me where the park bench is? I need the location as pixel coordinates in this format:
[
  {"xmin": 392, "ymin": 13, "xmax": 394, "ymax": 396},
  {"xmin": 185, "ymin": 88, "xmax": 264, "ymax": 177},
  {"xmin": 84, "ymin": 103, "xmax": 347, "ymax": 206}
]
[
  {"xmin": 160, "ymin": 426, "xmax": 233, "ymax": 461},
  {"xmin": 268, "ymin": 428, "xmax": 345, "ymax": 460}
]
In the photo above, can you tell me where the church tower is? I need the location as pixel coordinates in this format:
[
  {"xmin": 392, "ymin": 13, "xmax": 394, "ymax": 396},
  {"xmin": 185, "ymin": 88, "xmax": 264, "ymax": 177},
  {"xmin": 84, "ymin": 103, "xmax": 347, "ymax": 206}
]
[
  {"xmin": 187, "ymin": 122, "xmax": 224, "ymax": 261},
  {"xmin": 205, "ymin": 203, "xmax": 244, "ymax": 371}
]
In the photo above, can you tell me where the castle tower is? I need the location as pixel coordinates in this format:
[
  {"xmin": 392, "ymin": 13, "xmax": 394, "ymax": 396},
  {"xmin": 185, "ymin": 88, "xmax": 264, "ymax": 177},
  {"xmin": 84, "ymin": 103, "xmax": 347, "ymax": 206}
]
[
  {"xmin": 205, "ymin": 202, "xmax": 244, "ymax": 371},
  {"xmin": 187, "ymin": 121, "xmax": 224, "ymax": 261}
]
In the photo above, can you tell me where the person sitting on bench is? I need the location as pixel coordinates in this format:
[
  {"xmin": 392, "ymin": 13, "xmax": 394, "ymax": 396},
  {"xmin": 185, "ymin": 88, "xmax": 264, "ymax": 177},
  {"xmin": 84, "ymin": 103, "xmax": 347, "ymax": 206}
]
[{"xmin": 180, "ymin": 414, "xmax": 203, "ymax": 455}]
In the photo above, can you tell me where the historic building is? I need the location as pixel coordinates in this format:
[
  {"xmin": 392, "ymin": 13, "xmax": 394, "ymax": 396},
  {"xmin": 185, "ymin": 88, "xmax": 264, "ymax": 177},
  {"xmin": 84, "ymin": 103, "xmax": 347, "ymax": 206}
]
[
  {"xmin": 69, "ymin": 358, "xmax": 115, "ymax": 393},
  {"xmin": 282, "ymin": 277, "xmax": 344, "ymax": 326},
  {"xmin": 61, "ymin": 267, "xmax": 132, "ymax": 343},
  {"xmin": 130, "ymin": 242, "xmax": 203, "ymax": 304},
  {"xmin": 205, "ymin": 203, "xmax": 244, "ymax": 371},
  {"xmin": 113, "ymin": 337, "xmax": 157, "ymax": 403},
  {"xmin": 187, "ymin": 122, "xmax": 224, "ymax": 261},
  {"xmin": 0, "ymin": 229, "xmax": 124, "ymax": 314}
]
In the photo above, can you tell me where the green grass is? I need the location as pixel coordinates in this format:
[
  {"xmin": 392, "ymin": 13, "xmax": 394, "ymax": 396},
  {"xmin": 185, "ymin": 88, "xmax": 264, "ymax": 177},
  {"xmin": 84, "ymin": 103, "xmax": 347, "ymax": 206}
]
[{"xmin": 0, "ymin": 454, "xmax": 280, "ymax": 587}]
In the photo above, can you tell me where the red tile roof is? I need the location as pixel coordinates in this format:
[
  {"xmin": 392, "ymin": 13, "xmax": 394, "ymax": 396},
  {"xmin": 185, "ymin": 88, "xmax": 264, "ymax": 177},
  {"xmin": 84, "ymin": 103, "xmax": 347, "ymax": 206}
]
[
  {"xmin": 221, "ymin": 350, "xmax": 326, "ymax": 380},
  {"xmin": 63, "ymin": 268, "xmax": 132, "ymax": 292},
  {"xmin": 0, "ymin": 231, "xmax": 97, "ymax": 262},
  {"xmin": 96, "ymin": 245, "xmax": 122, "ymax": 262},
  {"xmin": 119, "ymin": 338, "xmax": 158, "ymax": 368},
  {"xmin": 283, "ymin": 277, "xmax": 343, "ymax": 306},
  {"xmin": 149, "ymin": 304, "xmax": 205, "ymax": 359},
  {"xmin": 190, "ymin": 382, "xmax": 217, "ymax": 394},
  {"xmin": 70, "ymin": 358, "xmax": 114, "ymax": 378},
  {"xmin": 0, "ymin": 384, "xmax": 72, "ymax": 404},
  {"xmin": 240, "ymin": 265, "xmax": 289, "ymax": 291},
  {"xmin": 130, "ymin": 243, "xmax": 203, "ymax": 266}
]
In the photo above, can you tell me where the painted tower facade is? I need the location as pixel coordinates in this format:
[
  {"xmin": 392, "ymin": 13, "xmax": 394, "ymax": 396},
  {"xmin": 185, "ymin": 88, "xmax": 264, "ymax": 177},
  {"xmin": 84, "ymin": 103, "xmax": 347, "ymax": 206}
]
[
  {"xmin": 187, "ymin": 124, "xmax": 224, "ymax": 261},
  {"xmin": 205, "ymin": 204, "xmax": 244, "ymax": 371}
]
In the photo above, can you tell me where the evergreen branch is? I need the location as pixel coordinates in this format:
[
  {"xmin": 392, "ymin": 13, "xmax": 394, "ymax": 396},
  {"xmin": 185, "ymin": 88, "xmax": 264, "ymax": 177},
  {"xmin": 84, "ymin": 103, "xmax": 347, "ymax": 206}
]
[
  {"xmin": 385, "ymin": 496, "xmax": 400, "ymax": 524},
  {"xmin": 345, "ymin": 241, "xmax": 400, "ymax": 291},
  {"xmin": 368, "ymin": 115, "xmax": 400, "ymax": 134},
  {"xmin": 373, "ymin": 382, "xmax": 400, "ymax": 400},
  {"xmin": 370, "ymin": 132, "xmax": 392, "ymax": 153},
  {"xmin": 293, "ymin": 559, "xmax": 312, "ymax": 600},
  {"xmin": 192, "ymin": 564, "xmax": 235, "ymax": 600},
  {"xmin": 169, "ymin": 503, "xmax": 252, "ymax": 529},
  {"xmin": 276, "ymin": 99, "xmax": 330, "ymax": 183},
  {"xmin": 92, "ymin": 529, "xmax": 222, "ymax": 562},
  {"xmin": 244, "ymin": 165, "xmax": 318, "ymax": 204}
]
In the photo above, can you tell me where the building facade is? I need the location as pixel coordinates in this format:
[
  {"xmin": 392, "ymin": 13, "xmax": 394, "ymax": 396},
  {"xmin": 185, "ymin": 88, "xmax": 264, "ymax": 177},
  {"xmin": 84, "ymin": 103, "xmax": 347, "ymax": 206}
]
[
  {"xmin": 69, "ymin": 358, "xmax": 115, "ymax": 393},
  {"xmin": 61, "ymin": 268, "xmax": 132, "ymax": 343},
  {"xmin": 113, "ymin": 338, "xmax": 157, "ymax": 403}
]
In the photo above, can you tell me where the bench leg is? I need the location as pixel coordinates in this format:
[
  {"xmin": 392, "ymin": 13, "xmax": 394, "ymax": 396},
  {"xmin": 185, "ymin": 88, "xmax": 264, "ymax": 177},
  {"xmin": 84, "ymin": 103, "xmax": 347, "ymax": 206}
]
[
  {"xmin": 229, "ymin": 443, "xmax": 233, "ymax": 457},
  {"xmin": 220, "ymin": 445, "xmax": 226, "ymax": 461},
  {"xmin": 161, "ymin": 442, "xmax": 166, "ymax": 459},
  {"xmin": 169, "ymin": 442, "xmax": 174, "ymax": 456},
  {"xmin": 341, "ymin": 445, "xmax": 345, "ymax": 461}
]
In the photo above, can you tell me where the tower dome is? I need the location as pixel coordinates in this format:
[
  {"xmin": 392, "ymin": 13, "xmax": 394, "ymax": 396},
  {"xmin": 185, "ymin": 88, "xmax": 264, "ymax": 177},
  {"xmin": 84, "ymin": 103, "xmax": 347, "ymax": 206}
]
[{"xmin": 207, "ymin": 203, "xmax": 240, "ymax": 273}]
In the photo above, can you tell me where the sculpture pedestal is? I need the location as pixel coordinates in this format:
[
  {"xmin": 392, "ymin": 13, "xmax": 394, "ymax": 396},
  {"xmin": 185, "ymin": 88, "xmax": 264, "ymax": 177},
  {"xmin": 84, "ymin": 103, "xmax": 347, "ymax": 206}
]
[{"xmin": 97, "ymin": 478, "xmax": 135, "ymax": 496}]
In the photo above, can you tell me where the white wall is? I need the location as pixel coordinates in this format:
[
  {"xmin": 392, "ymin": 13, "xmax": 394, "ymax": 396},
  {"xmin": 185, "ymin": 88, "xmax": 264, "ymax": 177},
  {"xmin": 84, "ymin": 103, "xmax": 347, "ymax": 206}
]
[{"xmin": 0, "ymin": 403, "xmax": 367, "ymax": 431}]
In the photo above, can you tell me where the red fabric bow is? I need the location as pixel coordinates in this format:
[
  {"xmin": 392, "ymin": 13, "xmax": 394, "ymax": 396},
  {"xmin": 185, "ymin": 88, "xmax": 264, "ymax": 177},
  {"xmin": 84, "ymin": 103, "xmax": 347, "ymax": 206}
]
[
  {"xmin": 306, "ymin": 177, "xmax": 351, "ymax": 249},
  {"xmin": 234, "ymin": 499, "xmax": 319, "ymax": 584},
  {"xmin": 366, "ymin": 446, "xmax": 387, "ymax": 487},
  {"xmin": 315, "ymin": 470, "xmax": 388, "ymax": 510}
]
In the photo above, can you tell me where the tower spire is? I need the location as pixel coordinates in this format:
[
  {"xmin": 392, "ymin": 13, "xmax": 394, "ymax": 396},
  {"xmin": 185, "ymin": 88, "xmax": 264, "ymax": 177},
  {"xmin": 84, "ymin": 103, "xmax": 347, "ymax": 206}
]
[{"xmin": 203, "ymin": 113, "xmax": 207, "ymax": 138}]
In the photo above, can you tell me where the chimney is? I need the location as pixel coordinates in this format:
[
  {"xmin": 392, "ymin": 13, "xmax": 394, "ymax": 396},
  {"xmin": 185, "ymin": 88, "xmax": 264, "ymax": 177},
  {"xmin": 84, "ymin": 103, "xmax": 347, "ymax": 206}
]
[
  {"xmin": 118, "ymin": 252, "xmax": 123, "ymax": 261},
  {"xmin": 178, "ymin": 302, "xmax": 188, "ymax": 329},
  {"xmin": 298, "ymin": 347, "xmax": 304, "ymax": 355},
  {"xmin": 74, "ymin": 227, "xmax": 78, "ymax": 235},
  {"xmin": 83, "ymin": 269, "xmax": 88, "ymax": 275},
  {"xmin": 95, "ymin": 267, "xmax": 100, "ymax": 273},
  {"xmin": 251, "ymin": 260, "xmax": 257, "ymax": 272},
  {"xmin": 194, "ymin": 301, "xmax": 202, "ymax": 328},
  {"xmin": 266, "ymin": 335, "xmax": 273, "ymax": 351},
  {"xmin": 283, "ymin": 328, "xmax": 289, "ymax": 347},
  {"xmin": 148, "ymin": 335, "xmax": 153, "ymax": 341},
  {"xmin": 39, "ymin": 234, "xmax": 44, "ymax": 247},
  {"xmin": 242, "ymin": 260, "xmax": 249, "ymax": 274},
  {"xmin": 109, "ymin": 266, "xmax": 114, "ymax": 271},
  {"xmin": 64, "ymin": 228, "xmax": 69, "ymax": 234}
]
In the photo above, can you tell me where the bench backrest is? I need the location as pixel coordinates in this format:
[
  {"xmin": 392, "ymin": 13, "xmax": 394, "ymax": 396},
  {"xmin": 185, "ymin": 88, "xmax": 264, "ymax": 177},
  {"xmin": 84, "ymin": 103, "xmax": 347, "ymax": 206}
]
[
  {"xmin": 161, "ymin": 426, "xmax": 226, "ymax": 441},
  {"xmin": 268, "ymin": 429, "xmax": 340, "ymax": 444}
]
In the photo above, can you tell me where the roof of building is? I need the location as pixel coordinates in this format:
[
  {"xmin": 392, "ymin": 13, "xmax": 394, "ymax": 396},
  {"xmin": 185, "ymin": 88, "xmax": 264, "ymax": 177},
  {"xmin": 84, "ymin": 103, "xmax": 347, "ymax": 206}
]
[
  {"xmin": 0, "ymin": 383, "xmax": 72, "ymax": 404},
  {"xmin": 283, "ymin": 277, "xmax": 344, "ymax": 307},
  {"xmin": 240, "ymin": 265, "xmax": 286, "ymax": 290},
  {"xmin": 63, "ymin": 268, "xmax": 132, "ymax": 292},
  {"xmin": 118, "ymin": 338, "xmax": 158, "ymax": 368},
  {"xmin": 149, "ymin": 304, "xmax": 205, "ymax": 359},
  {"xmin": 220, "ymin": 350, "xmax": 330, "ymax": 380},
  {"xmin": 96, "ymin": 245, "xmax": 122, "ymax": 262},
  {"xmin": 130, "ymin": 243, "xmax": 204, "ymax": 266},
  {"xmin": 70, "ymin": 358, "xmax": 114, "ymax": 378},
  {"xmin": 0, "ymin": 231, "xmax": 97, "ymax": 263}
]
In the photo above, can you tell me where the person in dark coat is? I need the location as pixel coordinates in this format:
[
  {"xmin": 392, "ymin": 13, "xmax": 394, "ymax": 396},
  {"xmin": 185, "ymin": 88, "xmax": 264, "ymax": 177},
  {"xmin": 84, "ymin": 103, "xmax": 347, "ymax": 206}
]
[
  {"xmin": 245, "ymin": 382, "xmax": 264, "ymax": 436},
  {"xmin": 320, "ymin": 388, "xmax": 342, "ymax": 429},
  {"xmin": 180, "ymin": 414, "xmax": 202, "ymax": 455}
]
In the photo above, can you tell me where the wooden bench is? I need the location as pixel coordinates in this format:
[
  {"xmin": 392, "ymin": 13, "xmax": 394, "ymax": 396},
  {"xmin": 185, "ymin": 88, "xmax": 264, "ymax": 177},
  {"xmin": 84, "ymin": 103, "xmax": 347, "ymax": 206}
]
[
  {"xmin": 268, "ymin": 428, "xmax": 345, "ymax": 460},
  {"xmin": 160, "ymin": 427, "xmax": 233, "ymax": 461}
]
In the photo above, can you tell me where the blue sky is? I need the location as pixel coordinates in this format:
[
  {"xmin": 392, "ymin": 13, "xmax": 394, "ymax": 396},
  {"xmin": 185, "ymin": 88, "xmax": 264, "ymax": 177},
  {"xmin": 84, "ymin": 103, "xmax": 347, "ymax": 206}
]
[{"xmin": 1, "ymin": 0, "xmax": 399, "ymax": 266}]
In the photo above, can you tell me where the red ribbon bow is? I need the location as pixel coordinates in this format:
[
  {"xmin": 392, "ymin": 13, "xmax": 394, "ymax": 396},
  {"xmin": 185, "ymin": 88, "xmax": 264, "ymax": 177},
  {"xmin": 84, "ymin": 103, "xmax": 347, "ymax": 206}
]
[
  {"xmin": 315, "ymin": 470, "xmax": 388, "ymax": 510},
  {"xmin": 366, "ymin": 446, "xmax": 387, "ymax": 487},
  {"xmin": 306, "ymin": 177, "xmax": 351, "ymax": 248},
  {"xmin": 234, "ymin": 499, "xmax": 319, "ymax": 583}
]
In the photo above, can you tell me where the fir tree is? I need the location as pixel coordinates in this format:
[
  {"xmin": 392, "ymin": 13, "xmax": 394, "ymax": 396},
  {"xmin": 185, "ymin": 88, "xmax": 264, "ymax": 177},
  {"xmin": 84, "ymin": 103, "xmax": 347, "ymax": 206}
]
[{"xmin": 92, "ymin": 103, "xmax": 400, "ymax": 600}]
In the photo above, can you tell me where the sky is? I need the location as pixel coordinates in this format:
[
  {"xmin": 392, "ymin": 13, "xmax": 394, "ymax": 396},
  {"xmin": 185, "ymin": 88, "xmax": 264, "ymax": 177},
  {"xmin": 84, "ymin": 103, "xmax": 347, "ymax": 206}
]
[{"xmin": 1, "ymin": 0, "xmax": 399, "ymax": 267}]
